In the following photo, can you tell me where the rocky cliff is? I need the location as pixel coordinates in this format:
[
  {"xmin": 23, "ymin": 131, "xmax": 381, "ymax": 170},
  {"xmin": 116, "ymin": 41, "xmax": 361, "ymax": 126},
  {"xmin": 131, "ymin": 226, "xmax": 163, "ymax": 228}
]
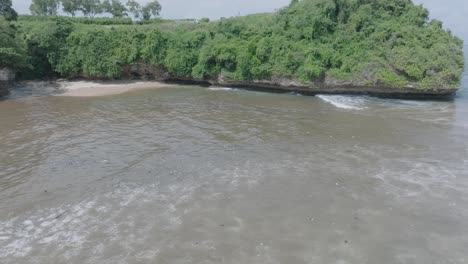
[{"xmin": 122, "ymin": 63, "xmax": 457, "ymax": 99}]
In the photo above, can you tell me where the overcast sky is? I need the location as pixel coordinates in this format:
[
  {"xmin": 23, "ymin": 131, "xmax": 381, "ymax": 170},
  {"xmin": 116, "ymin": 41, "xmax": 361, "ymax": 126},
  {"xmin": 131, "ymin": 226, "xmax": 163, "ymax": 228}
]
[{"xmin": 12, "ymin": 0, "xmax": 468, "ymax": 40}]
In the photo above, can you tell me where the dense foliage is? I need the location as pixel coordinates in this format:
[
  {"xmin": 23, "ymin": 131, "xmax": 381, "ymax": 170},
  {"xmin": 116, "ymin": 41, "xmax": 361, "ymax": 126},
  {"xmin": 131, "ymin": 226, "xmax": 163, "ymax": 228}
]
[
  {"xmin": 10, "ymin": 0, "xmax": 466, "ymax": 89},
  {"xmin": 0, "ymin": 0, "xmax": 27, "ymax": 69},
  {"xmin": 0, "ymin": 0, "xmax": 18, "ymax": 21}
]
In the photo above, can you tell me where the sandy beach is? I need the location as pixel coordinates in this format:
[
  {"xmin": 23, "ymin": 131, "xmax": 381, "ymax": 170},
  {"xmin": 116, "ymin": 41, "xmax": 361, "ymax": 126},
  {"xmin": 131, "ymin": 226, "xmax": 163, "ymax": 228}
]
[{"xmin": 57, "ymin": 81, "xmax": 176, "ymax": 97}]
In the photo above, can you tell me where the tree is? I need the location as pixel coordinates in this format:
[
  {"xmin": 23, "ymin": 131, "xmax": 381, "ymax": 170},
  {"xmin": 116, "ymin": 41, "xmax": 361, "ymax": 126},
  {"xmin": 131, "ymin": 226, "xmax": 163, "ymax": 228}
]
[
  {"xmin": 0, "ymin": 0, "xmax": 18, "ymax": 21},
  {"xmin": 142, "ymin": 0, "xmax": 161, "ymax": 20},
  {"xmin": 102, "ymin": 0, "xmax": 128, "ymax": 18},
  {"xmin": 289, "ymin": 0, "xmax": 299, "ymax": 7},
  {"xmin": 61, "ymin": 0, "xmax": 81, "ymax": 17},
  {"xmin": 126, "ymin": 0, "xmax": 141, "ymax": 19},
  {"xmin": 0, "ymin": 3, "xmax": 27, "ymax": 69},
  {"xmin": 80, "ymin": 0, "xmax": 102, "ymax": 18},
  {"xmin": 12, "ymin": 0, "xmax": 464, "ymax": 90},
  {"xmin": 29, "ymin": 0, "xmax": 59, "ymax": 16}
]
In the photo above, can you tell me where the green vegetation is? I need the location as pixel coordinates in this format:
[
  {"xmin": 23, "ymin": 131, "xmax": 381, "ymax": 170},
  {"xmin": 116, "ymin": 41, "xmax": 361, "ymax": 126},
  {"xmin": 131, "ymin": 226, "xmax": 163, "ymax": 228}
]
[
  {"xmin": 0, "ymin": 0, "xmax": 18, "ymax": 21},
  {"xmin": 18, "ymin": 15, "xmax": 133, "ymax": 25},
  {"xmin": 29, "ymin": 0, "xmax": 161, "ymax": 20},
  {"xmin": 30, "ymin": 0, "xmax": 60, "ymax": 16},
  {"xmin": 0, "ymin": 0, "xmax": 27, "ymax": 69},
  {"xmin": 3, "ymin": 0, "xmax": 465, "ymax": 90}
]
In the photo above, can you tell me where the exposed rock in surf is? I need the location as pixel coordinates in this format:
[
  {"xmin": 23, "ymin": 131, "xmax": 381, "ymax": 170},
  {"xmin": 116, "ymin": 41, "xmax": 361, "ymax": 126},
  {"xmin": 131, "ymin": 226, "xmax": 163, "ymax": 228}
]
[{"xmin": 0, "ymin": 68, "xmax": 15, "ymax": 97}]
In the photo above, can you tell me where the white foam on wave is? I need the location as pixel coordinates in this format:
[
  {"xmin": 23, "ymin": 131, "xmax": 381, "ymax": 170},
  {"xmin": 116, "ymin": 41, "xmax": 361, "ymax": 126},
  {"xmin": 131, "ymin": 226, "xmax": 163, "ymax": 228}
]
[
  {"xmin": 288, "ymin": 92, "xmax": 303, "ymax": 96},
  {"xmin": 317, "ymin": 95, "xmax": 367, "ymax": 110},
  {"xmin": 208, "ymin": 87, "xmax": 236, "ymax": 91},
  {"xmin": 0, "ymin": 161, "xmax": 267, "ymax": 262},
  {"xmin": 0, "ymin": 183, "xmax": 195, "ymax": 262},
  {"xmin": 373, "ymin": 158, "xmax": 468, "ymax": 204},
  {"xmin": 374, "ymin": 98, "xmax": 444, "ymax": 109}
]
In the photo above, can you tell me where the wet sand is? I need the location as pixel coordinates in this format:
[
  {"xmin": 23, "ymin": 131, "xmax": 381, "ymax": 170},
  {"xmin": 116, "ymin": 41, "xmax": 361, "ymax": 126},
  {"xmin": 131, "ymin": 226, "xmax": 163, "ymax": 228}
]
[{"xmin": 58, "ymin": 80, "xmax": 176, "ymax": 97}]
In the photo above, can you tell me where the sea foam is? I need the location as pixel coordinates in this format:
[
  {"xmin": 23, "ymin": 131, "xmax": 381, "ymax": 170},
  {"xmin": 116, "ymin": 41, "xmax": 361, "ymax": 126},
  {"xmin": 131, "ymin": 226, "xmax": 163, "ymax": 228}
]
[
  {"xmin": 317, "ymin": 95, "xmax": 367, "ymax": 110},
  {"xmin": 208, "ymin": 87, "xmax": 236, "ymax": 91}
]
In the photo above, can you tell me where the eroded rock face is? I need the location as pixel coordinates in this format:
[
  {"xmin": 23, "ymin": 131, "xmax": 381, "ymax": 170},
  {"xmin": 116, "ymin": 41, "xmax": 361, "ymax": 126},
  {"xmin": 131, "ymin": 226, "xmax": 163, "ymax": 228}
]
[
  {"xmin": 61, "ymin": 63, "xmax": 456, "ymax": 99},
  {"xmin": 122, "ymin": 63, "xmax": 170, "ymax": 80},
  {"xmin": 0, "ymin": 68, "xmax": 15, "ymax": 97},
  {"xmin": 0, "ymin": 85, "xmax": 8, "ymax": 97},
  {"xmin": 0, "ymin": 68, "xmax": 15, "ymax": 81}
]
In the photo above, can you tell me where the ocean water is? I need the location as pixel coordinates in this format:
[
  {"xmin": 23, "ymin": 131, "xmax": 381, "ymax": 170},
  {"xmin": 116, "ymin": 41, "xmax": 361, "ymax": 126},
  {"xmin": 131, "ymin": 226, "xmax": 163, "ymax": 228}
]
[{"xmin": 0, "ymin": 62, "xmax": 467, "ymax": 263}]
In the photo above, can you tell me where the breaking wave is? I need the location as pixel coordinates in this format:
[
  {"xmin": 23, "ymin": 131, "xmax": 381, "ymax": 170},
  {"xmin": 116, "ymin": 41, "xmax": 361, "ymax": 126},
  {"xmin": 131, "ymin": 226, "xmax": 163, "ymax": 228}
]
[
  {"xmin": 208, "ymin": 87, "xmax": 236, "ymax": 91},
  {"xmin": 317, "ymin": 95, "xmax": 367, "ymax": 110}
]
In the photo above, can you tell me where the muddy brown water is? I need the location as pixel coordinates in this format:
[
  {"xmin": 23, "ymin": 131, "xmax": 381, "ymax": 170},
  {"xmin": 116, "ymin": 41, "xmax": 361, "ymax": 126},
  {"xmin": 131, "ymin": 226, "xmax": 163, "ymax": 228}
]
[{"xmin": 1, "ymin": 72, "xmax": 468, "ymax": 263}]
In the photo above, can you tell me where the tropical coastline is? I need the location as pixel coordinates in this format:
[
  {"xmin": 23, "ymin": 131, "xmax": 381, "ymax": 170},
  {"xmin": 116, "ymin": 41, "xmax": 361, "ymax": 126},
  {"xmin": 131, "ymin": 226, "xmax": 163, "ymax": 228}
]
[
  {"xmin": 2, "ymin": 0, "xmax": 468, "ymax": 263},
  {"xmin": 1, "ymin": 0, "xmax": 465, "ymax": 99},
  {"xmin": 51, "ymin": 78, "xmax": 457, "ymax": 99}
]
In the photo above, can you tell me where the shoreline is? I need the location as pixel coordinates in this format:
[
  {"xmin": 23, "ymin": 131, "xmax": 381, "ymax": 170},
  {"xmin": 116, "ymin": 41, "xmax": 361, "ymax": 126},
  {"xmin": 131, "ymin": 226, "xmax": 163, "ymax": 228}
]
[
  {"xmin": 211, "ymin": 80, "xmax": 458, "ymax": 100},
  {"xmin": 1, "ymin": 79, "xmax": 458, "ymax": 100},
  {"xmin": 56, "ymin": 80, "xmax": 177, "ymax": 97}
]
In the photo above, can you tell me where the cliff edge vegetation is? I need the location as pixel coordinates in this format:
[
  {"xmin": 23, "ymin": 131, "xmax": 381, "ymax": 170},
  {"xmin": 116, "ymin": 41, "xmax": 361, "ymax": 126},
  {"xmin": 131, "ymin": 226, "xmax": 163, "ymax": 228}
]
[
  {"xmin": 3, "ymin": 0, "xmax": 466, "ymax": 93},
  {"xmin": 0, "ymin": 0, "xmax": 27, "ymax": 70}
]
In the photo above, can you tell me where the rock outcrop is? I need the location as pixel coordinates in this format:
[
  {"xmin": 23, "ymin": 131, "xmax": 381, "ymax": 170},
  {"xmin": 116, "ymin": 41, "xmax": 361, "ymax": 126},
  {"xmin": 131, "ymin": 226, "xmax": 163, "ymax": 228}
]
[
  {"xmin": 0, "ymin": 68, "xmax": 15, "ymax": 98},
  {"xmin": 211, "ymin": 77, "xmax": 457, "ymax": 100},
  {"xmin": 120, "ymin": 63, "xmax": 457, "ymax": 100}
]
